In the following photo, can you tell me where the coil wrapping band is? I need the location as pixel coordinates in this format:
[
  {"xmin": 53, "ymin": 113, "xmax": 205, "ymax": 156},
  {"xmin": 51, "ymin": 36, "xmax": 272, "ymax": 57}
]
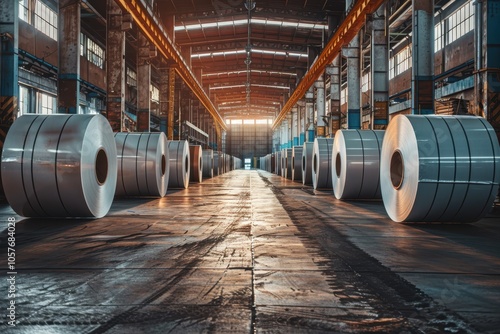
[
  {"xmin": 292, "ymin": 146, "xmax": 303, "ymax": 182},
  {"xmin": 312, "ymin": 138, "xmax": 334, "ymax": 189},
  {"xmin": 380, "ymin": 115, "xmax": 500, "ymax": 223},
  {"xmin": 189, "ymin": 145, "xmax": 203, "ymax": 183},
  {"xmin": 302, "ymin": 142, "xmax": 314, "ymax": 185},
  {"xmin": 115, "ymin": 132, "xmax": 169, "ymax": 197},
  {"xmin": 168, "ymin": 140, "xmax": 190, "ymax": 189},
  {"xmin": 202, "ymin": 149, "xmax": 214, "ymax": 178},
  {"xmin": 1, "ymin": 114, "xmax": 117, "ymax": 218},
  {"xmin": 332, "ymin": 130, "xmax": 385, "ymax": 199}
]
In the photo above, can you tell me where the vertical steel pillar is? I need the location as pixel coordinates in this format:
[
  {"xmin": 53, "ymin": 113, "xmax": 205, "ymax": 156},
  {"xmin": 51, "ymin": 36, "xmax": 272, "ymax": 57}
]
[
  {"xmin": 475, "ymin": 0, "xmax": 500, "ymax": 142},
  {"xmin": 315, "ymin": 76, "xmax": 326, "ymax": 136},
  {"xmin": 159, "ymin": 64, "xmax": 169, "ymax": 135},
  {"xmin": 106, "ymin": 0, "xmax": 125, "ymax": 131},
  {"xmin": 167, "ymin": 68, "xmax": 176, "ymax": 140},
  {"xmin": 292, "ymin": 106, "xmax": 299, "ymax": 146},
  {"xmin": 137, "ymin": 33, "xmax": 151, "ymax": 131},
  {"xmin": 58, "ymin": 0, "xmax": 80, "ymax": 114},
  {"xmin": 411, "ymin": 0, "xmax": 434, "ymax": 114},
  {"xmin": 327, "ymin": 54, "xmax": 341, "ymax": 133},
  {"xmin": 0, "ymin": 0, "xmax": 18, "ymax": 195},
  {"xmin": 299, "ymin": 101, "xmax": 306, "ymax": 145},
  {"xmin": 306, "ymin": 88, "xmax": 315, "ymax": 141},
  {"xmin": 371, "ymin": 4, "xmax": 389, "ymax": 128}
]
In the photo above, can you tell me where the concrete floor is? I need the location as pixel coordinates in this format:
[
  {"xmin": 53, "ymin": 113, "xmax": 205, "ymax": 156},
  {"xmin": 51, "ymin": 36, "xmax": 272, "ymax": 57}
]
[{"xmin": 0, "ymin": 169, "xmax": 499, "ymax": 333}]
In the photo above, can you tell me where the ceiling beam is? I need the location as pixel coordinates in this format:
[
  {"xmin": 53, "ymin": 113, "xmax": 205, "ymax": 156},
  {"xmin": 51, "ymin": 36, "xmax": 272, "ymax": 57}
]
[
  {"xmin": 272, "ymin": 0, "xmax": 385, "ymax": 129},
  {"xmin": 115, "ymin": 0, "xmax": 227, "ymax": 131}
]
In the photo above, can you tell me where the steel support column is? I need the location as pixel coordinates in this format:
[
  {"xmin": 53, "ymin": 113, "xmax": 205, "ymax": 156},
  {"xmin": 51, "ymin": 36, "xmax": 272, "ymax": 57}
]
[
  {"xmin": 475, "ymin": 0, "xmax": 500, "ymax": 142},
  {"xmin": 371, "ymin": 4, "xmax": 389, "ymax": 128},
  {"xmin": 58, "ymin": 0, "xmax": 80, "ymax": 114},
  {"xmin": 411, "ymin": 0, "xmax": 434, "ymax": 114},
  {"xmin": 159, "ymin": 64, "xmax": 169, "ymax": 134},
  {"xmin": 315, "ymin": 76, "xmax": 326, "ymax": 136},
  {"xmin": 137, "ymin": 33, "xmax": 152, "ymax": 131},
  {"xmin": 167, "ymin": 68, "xmax": 176, "ymax": 139},
  {"xmin": 327, "ymin": 54, "xmax": 341, "ymax": 133},
  {"xmin": 344, "ymin": 34, "xmax": 360, "ymax": 129},
  {"xmin": 0, "ymin": 0, "xmax": 18, "ymax": 143},
  {"xmin": 306, "ymin": 88, "xmax": 315, "ymax": 142},
  {"xmin": 106, "ymin": 0, "xmax": 125, "ymax": 131},
  {"xmin": 0, "ymin": 0, "xmax": 18, "ymax": 195},
  {"xmin": 292, "ymin": 106, "xmax": 299, "ymax": 146}
]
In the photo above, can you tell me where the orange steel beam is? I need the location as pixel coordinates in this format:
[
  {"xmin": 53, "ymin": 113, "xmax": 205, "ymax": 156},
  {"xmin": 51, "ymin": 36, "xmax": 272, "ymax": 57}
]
[
  {"xmin": 115, "ymin": 0, "xmax": 227, "ymax": 131},
  {"xmin": 272, "ymin": 0, "xmax": 385, "ymax": 130}
]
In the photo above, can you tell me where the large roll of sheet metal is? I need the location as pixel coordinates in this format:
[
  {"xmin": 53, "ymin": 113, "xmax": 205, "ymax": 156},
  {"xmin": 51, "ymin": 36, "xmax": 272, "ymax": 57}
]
[
  {"xmin": 203, "ymin": 149, "xmax": 214, "ymax": 178},
  {"xmin": 332, "ymin": 130, "xmax": 385, "ymax": 199},
  {"xmin": 276, "ymin": 151, "xmax": 282, "ymax": 176},
  {"xmin": 302, "ymin": 142, "xmax": 314, "ymax": 185},
  {"xmin": 115, "ymin": 132, "xmax": 169, "ymax": 197},
  {"xmin": 168, "ymin": 140, "xmax": 190, "ymax": 189},
  {"xmin": 285, "ymin": 148, "xmax": 293, "ymax": 179},
  {"xmin": 292, "ymin": 146, "xmax": 303, "ymax": 182},
  {"xmin": 189, "ymin": 145, "xmax": 203, "ymax": 183},
  {"xmin": 312, "ymin": 138, "xmax": 334, "ymax": 189},
  {"xmin": 213, "ymin": 151, "xmax": 220, "ymax": 176},
  {"xmin": 1, "ymin": 114, "xmax": 117, "ymax": 218},
  {"xmin": 381, "ymin": 115, "xmax": 500, "ymax": 223}
]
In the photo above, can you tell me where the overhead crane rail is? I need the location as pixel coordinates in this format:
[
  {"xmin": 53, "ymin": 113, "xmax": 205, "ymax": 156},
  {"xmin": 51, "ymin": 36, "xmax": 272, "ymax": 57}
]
[
  {"xmin": 115, "ymin": 0, "xmax": 228, "ymax": 132},
  {"xmin": 272, "ymin": 0, "xmax": 385, "ymax": 130}
]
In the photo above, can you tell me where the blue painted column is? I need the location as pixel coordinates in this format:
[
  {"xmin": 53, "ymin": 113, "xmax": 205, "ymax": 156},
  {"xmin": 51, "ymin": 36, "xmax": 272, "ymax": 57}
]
[
  {"xmin": 0, "ymin": 0, "xmax": 19, "ymax": 194},
  {"xmin": 344, "ymin": 0, "xmax": 361, "ymax": 129},
  {"xmin": 58, "ymin": 0, "xmax": 81, "ymax": 114},
  {"xmin": 411, "ymin": 0, "xmax": 434, "ymax": 114},
  {"xmin": 475, "ymin": 0, "xmax": 500, "ymax": 142}
]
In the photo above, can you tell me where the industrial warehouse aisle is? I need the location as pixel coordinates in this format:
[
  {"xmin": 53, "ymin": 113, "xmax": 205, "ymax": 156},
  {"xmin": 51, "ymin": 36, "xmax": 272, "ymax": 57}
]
[{"xmin": 1, "ymin": 169, "xmax": 499, "ymax": 333}]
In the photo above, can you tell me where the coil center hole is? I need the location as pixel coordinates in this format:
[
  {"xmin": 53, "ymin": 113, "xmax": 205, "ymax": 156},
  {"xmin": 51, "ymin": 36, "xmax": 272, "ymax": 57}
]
[
  {"xmin": 313, "ymin": 154, "xmax": 318, "ymax": 173},
  {"xmin": 390, "ymin": 150, "xmax": 404, "ymax": 190},
  {"xmin": 95, "ymin": 149, "xmax": 108, "ymax": 186},
  {"xmin": 200, "ymin": 157, "xmax": 202, "ymax": 171},
  {"xmin": 161, "ymin": 154, "xmax": 166, "ymax": 176},
  {"xmin": 302, "ymin": 155, "xmax": 306, "ymax": 171},
  {"xmin": 185, "ymin": 155, "xmax": 189, "ymax": 174},
  {"xmin": 335, "ymin": 153, "xmax": 341, "ymax": 178}
]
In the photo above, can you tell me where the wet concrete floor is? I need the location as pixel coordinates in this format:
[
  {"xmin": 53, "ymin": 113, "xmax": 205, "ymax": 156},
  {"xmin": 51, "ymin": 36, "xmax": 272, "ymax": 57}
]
[{"xmin": 0, "ymin": 169, "xmax": 499, "ymax": 333}]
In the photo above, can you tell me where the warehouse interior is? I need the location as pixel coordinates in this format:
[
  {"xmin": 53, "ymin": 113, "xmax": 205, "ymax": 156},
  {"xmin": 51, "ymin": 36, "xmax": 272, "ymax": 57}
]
[{"xmin": 1, "ymin": 0, "xmax": 500, "ymax": 333}]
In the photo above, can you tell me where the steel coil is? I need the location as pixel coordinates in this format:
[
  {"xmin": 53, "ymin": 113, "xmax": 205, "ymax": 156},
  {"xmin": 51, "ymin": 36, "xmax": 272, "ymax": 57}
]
[
  {"xmin": 302, "ymin": 142, "xmax": 314, "ymax": 185},
  {"xmin": 115, "ymin": 132, "xmax": 169, "ymax": 197},
  {"xmin": 168, "ymin": 140, "xmax": 190, "ymax": 189},
  {"xmin": 1, "ymin": 114, "xmax": 117, "ymax": 218},
  {"xmin": 189, "ymin": 145, "xmax": 203, "ymax": 183},
  {"xmin": 381, "ymin": 115, "xmax": 500, "ymax": 223},
  {"xmin": 202, "ymin": 149, "xmax": 214, "ymax": 178},
  {"xmin": 312, "ymin": 138, "xmax": 334, "ymax": 189},
  {"xmin": 332, "ymin": 130, "xmax": 385, "ymax": 199},
  {"xmin": 213, "ymin": 151, "xmax": 220, "ymax": 176},
  {"xmin": 276, "ymin": 151, "xmax": 282, "ymax": 176},
  {"xmin": 292, "ymin": 146, "xmax": 303, "ymax": 182}
]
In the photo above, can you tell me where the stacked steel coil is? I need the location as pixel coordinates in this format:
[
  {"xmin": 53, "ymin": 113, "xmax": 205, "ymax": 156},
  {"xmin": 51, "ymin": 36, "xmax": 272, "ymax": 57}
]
[
  {"xmin": 1, "ymin": 114, "xmax": 117, "ymax": 218},
  {"xmin": 312, "ymin": 138, "xmax": 334, "ymax": 189},
  {"xmin": 115, "ymin": 132, "xmax": 169, "ymax": 197},
  {"xmin": 292, "ymin": 146, "xmax": 303, "ymax": 182},
  {"xmin": 189, "ymin": 145, "xmax": 203, "ymax": 183},
  {"xmin": 168, "ymin": 140, "xmax": 190, "ymax": 189},
  {"xmin": 332, "ymin": 130, "xmax": 384, "ymax": 199},
  {"xmin": 380, "ymin": 115, "xmax": 500, "ymax": 223},
  {"xmin": 302, "ymin": 142, "xmax": 314, "ymax": 185}
]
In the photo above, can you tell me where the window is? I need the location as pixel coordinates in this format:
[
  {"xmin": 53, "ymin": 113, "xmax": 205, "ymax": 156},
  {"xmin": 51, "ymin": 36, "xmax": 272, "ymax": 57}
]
[
  {"xmin": 243, "ymin": 119, "xmax": 254, "ymax": 125},
  {"xmin": 390, "ymin": 45, "xmax": 412, "ymax": 78},
  {"xmin": 341, "ymin": 87, "xmax": 347, "ymax": 105},
  {"xmin": 80, "ymin": 33, "xmax": 85, "ymax": 56},
  {"xmin": 37, "ymin": 91, "xmax": 56, "ymax": 114},
  {"xmin": 151, "ymin": 85, "xmax": 160, "ymax": 103},
  {"xmin": 18, "ymin": 85, "xmax": 30, "ymax": 117},
  {"xmin": 126, "ymin": 67, "xmax": 137, "ymax": 87},
  {"xmin": 86, "ymin": 37, "xmax": 105, "ymax": 69},
  {"xmin": 361, "ymin": 72, "xmax": 370, "ymax": 94},
  {"xmin": 255, "ymin": 119, "xmax": 271, "ymax": 125},
  {"xmin": 34, "ymin": 0, "xmax": 58, "ymax": 41},
  {"xmin": 447, "ymin": 1, "xmax": 474, "ymax": 44},
  {"xmin": 19, "ymin": 0, "xmax": 30, "ymax": 23},
  {"xmin": 435, "ymin": 21, "xmax": 444, "ymax": 52}
]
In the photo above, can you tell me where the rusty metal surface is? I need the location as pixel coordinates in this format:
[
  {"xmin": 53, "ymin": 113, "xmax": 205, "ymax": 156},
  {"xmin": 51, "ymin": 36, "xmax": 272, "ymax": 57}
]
[{"xmin": 0, "ymin": 169, "xmax": 499, "ymax": 333}]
